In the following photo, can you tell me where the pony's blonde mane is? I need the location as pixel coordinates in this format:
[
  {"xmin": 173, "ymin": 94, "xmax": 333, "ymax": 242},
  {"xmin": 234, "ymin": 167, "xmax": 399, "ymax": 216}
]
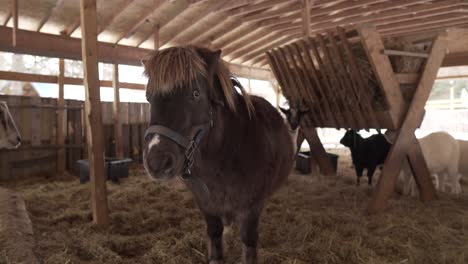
[{"xmin": 143, "ymin": 46, "xmax": 253, "ymax": 116}]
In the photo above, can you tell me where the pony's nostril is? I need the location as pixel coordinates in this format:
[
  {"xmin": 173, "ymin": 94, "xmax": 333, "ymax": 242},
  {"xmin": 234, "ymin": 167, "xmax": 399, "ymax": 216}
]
[
  {"xmin": 161, "ymin": 153, "xmax": 175, "ymax": 173},
  {"xmin": 147, "ymin": 152, "xmax": 176, "ymax": 176},
  {"xmin": 17, "ymin": 136, "xmax": 21, "ymax": 143}
]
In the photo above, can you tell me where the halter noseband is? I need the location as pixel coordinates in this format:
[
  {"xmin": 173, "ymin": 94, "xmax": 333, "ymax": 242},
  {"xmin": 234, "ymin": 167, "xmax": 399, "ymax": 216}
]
[{"xmin": 144, "ymin": 109, "xmax": 213, "ymax": 179}]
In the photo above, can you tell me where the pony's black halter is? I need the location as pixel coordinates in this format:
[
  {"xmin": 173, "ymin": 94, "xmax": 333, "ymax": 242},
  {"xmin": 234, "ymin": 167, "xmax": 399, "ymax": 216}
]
[{"xmin": 144, "ymin": 109, "xmax": 213, "ymax": 179}]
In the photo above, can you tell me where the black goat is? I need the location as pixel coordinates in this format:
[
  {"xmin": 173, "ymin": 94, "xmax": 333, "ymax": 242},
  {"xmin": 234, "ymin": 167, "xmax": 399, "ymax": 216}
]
[{"xmin": 340, "ymin": 130, "xmax": 391, "ymax": 185}]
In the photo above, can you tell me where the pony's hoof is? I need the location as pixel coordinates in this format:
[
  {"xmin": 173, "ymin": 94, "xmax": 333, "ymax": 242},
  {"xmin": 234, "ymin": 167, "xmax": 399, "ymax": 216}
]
[{"xmin": 209, "ymin": 260, "xmax": 224, "ymax": 264}]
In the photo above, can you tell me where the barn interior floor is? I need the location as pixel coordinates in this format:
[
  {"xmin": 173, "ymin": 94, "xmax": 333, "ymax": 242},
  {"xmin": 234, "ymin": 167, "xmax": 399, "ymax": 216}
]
[{"xmin": 1, "ymin": 149, "xmax": 468, "ymax": 264}]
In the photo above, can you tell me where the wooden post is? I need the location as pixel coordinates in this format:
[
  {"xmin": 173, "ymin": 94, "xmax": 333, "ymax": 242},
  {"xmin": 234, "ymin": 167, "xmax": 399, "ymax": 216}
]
[
  {"xmin": 113, "ymin": 64, "xmax": 123, "ymax": 158},
  {"xmin": 57, "ymin": 57, "xmax": 66, "ymax": 173},
  {"xmin": 153, "ymin": 24, "xmax": 160, "ymax": 50},
  {"xmin": 274, "ymin": 82, "xmax": 280, "ymax": 109},
  {"xmin": 12, "ymin": 0, "xmax": 18, "ymax": 46},
  {"xmin": 301, "ymin": 127, "xmax": 335, "ymax": 176},
  {"xmin": 80, "ymin": 0, "xmax": 110, "ymax": 225},
  {"xmin": 367, "ymin": 32, "xmax": 447, "ymax": 214}
]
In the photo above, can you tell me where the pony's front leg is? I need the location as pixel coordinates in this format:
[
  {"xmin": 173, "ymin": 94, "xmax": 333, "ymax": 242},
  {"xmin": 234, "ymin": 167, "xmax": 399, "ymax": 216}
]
[
  {"xmin": 239, "ymin": 210, "xmax": 260, "ymax": 264},
  {"xmin": 204, "ymin": 213, "xmax": 224, "ymax": 264}
]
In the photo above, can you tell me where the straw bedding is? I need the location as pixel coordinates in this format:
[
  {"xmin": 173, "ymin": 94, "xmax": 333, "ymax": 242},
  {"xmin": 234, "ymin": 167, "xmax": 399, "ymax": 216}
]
[{"xmin": 1, "ymin": 149, "xmax": 467, "ymax": 264}]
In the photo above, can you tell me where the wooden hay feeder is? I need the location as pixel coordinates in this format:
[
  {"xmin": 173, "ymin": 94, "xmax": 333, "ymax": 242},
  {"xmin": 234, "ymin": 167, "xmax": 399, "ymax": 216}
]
[{"xmin": 267, "ymin": 24, "xmax": 451, "ymax": 213}]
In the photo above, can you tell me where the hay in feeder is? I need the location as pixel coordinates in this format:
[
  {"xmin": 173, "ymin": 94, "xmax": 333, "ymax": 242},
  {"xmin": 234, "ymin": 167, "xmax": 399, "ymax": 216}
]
[{"xmin": 348, "ymin": 37, "xmax": 429, "ymax": 109}]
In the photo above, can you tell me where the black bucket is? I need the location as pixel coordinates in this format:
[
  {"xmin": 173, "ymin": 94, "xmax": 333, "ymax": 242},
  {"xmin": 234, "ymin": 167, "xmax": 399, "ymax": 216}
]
[
  {"xmin": 296, "ymin": 151, "xmax": 338, "ymax": 175},
  {"xmin": 77, "ymin": 158, "xmax": 132, "ymax": 183}
]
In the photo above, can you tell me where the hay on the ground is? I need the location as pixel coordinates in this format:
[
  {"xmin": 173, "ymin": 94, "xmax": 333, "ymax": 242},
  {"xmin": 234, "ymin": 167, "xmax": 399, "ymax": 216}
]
[{"xmin": 1, "ymin": 149, "xmax": 467, "ymax": 264}]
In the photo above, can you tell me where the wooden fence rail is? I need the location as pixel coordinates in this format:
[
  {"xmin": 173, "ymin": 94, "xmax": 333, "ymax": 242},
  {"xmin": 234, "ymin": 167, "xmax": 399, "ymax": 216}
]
[{"xmin": 0, "ymin": 94, "xmax": 149, "ymax": 180}]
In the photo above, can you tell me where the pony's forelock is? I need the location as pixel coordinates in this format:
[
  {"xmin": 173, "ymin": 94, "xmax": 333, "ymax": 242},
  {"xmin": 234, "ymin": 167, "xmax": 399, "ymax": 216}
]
[{"xmin": 143, "ymin": 46, "xmax": 254, "ymax": 116}]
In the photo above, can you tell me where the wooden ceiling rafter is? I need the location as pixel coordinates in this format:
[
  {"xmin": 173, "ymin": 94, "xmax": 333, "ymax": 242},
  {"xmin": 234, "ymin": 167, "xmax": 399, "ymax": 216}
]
[
  {"xmin": 159, "ymin": 0, "xmax": 231, "ymax": 48},
  {"xmin": 235, "ymin": 32, "xmax": 302, "ymax": 64},
  {"xmin": 189, "ymin": 17, "xmax": 241, "ymax": 46},
  {"xmin": 98, "ymin": 0, "xmax": 136, "ymax": 34},
  {"xmin": 229, "ymin": 0, "xmax": 297, "ymax": 17},
  {"xmin": 3, "ymin": 12, "xmax": 11, "ymax": 26},
  {"xmin": 226, "ymin": 29, "xmax": 291, "ymax": 60},
  {"xmin": 36, "ymin": 0, "xmax": 66, "ymax": 32},
  {"xmin": 308, "ymin": 2, "xmax": 467, "ymax": 36},
  {"xmin": 242, "ymin": 2, "xmax": 302, "ymax": 23},
  {"xmin": 308, "ymin": 0, "xmax": 465, "ymax": 33},
  {"xmin": 114, "ymin": 0, "xmax": 166, "ymax": 44}
]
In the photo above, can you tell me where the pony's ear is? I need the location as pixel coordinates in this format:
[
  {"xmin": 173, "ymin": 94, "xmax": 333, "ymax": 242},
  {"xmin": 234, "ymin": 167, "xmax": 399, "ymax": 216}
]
[
  {"xmin": 198, "ymin": 49, "xmax": 221, "ymax": 77},
  {"xmin": 279, "ymin": 107, "xmax": 289, "ymax": 115}
]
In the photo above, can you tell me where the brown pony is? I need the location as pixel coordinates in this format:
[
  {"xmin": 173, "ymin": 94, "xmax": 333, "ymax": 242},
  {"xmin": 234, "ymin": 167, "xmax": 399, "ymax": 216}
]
[{"xmin": 142, "ymin": 46, "xmax": 294, "ymax": 264}]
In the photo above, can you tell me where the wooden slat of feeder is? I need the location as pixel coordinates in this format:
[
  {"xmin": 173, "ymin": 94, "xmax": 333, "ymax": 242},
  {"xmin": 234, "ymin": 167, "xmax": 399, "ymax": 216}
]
[
  {"xmin": 307, "ymin": 37, "xmax": 346, "ymax": 127},
  {"xmin": 357, "ymin": 24, "xmax": 405, "ymax": 129},
  {"xmin": 396, "ymin": 73, "xmax": 419, "ymax": 84},
  {"xmin": 266, "ymin": 51, "xmax": 294, "ymax": 102},
  {"xmin": 280, "ymin": 46, "xmax": 320, "ymax": 125},
  {"xmin": 296, "ymin": 40, "xmax": 338, "ymax": 128},
  {"xmin": 283, "ymin": 45, "xmax": 323, "ymax": 125},
  {"xmin": 383, "ymin": 49, "xmax": 430, "ymax": 58},
  {"xmin": 266, "ymin": 52, "xmax": 290, "ymax": 100},
  {"xmin": 316, "ymin": 34, "xmax": 357, "ymax": 128},
  {"xmin": 289, "ymin": 43, "xmax": 329, "ymax": 125},
  {"xmin": 367, "ymin": 33, "xmax": 447, "ymax": 214},
  {"xmin": 271, "ymin": 49, "xmax": 297, "ymax": 101},
  {"xmin": 271, "ymin": 49, "xmax": 310, "ymax": 124},
  {"xmin": 326, "ymin": 30, "xmax": 367, "ymax": 129},
  {"xmin": 277, "ymin": 47, "xmax": 318, "ymax": 127},
  {"xmin": 337, "ymin": 27, "xmax": 380, "ymax": 128}
]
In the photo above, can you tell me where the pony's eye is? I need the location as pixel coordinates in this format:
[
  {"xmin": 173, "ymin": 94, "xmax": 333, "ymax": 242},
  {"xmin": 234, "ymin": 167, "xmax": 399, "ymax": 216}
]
[{"xmin": 193, "ymin": 90, "xmax": 200, "ymax": 99}]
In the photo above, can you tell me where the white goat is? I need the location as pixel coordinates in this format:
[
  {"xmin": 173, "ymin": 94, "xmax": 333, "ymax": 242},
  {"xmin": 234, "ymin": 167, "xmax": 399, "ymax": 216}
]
[
  {"xmin": 458, "ymin": 139, "xmax": 468, "ymax": 179},
  {"xmin": 385, "ymin": 131, "xmax": 460, "ymax": 196},
  {"xmin": 280, "ymin": 107, "xmax": 308, "ymax": 156},
  {"xmin": 0, "ymin": 101, "xmax": 21, "ymax": 149}
]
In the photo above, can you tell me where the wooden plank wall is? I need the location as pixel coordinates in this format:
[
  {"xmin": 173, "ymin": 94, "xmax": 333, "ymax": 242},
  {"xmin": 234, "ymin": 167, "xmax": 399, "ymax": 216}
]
[{"xmin": 0, "ymin": 95, "xmax": 149, "ymax": 180}]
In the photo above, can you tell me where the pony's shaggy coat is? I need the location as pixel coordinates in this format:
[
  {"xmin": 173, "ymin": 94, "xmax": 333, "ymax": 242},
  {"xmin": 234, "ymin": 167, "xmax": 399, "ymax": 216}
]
[{"xmin": 142, "ymin": 46, "xmax": 294, "ymax": 264}]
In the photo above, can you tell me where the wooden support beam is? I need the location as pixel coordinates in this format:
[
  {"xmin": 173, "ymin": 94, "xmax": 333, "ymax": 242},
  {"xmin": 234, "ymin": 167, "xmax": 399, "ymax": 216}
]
[
  {"xmin": 301, "ymin": 127, "xmax": 335, "ymax": 176},
  {"xmin": 0, "ymin": 70, "xmax": 146, "ymax": 90},
  {"xmin": 367, "ymin": 32, "xmax": 447, "ymax": 214},
  {"xmin": 407, "ymin": 139, "xmax": 437, "ymax": 202},
  {"xmin": 0, "ymin": 28, "xmax": 274, "ymax": 81},
  {"xmin": 0, "ymin": 26, "xmax": 151, "ymax": 66},
  {"xmin": 12, "ymin": 0, "xmax": 18, "ymax": 47},
  {"xmin": 57, "ymin": 57, "xmax": 66, "ymax": 173},
  {"xmin": 358, "ymin": 24, "xmax": 405, "ymax": 129},
  {"xmin": 112, "ymin": 64, "xmax": 123, "ymax": 159},
  {"xmin": 80, "ymin": 0, "xmax": 110, "ymax": 225}
]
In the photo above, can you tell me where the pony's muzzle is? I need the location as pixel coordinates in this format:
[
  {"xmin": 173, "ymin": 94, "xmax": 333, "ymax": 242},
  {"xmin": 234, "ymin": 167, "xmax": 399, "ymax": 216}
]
[{"xmin": 146, "ymin": 150, "xmax": 176, "ymax": 178}]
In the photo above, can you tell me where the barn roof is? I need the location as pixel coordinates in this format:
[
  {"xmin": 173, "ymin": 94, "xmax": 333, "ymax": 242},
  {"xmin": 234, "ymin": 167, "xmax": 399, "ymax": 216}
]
[{"xmin": 0, "ymin": 0, "xmax": 467, "ymax": 79}]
